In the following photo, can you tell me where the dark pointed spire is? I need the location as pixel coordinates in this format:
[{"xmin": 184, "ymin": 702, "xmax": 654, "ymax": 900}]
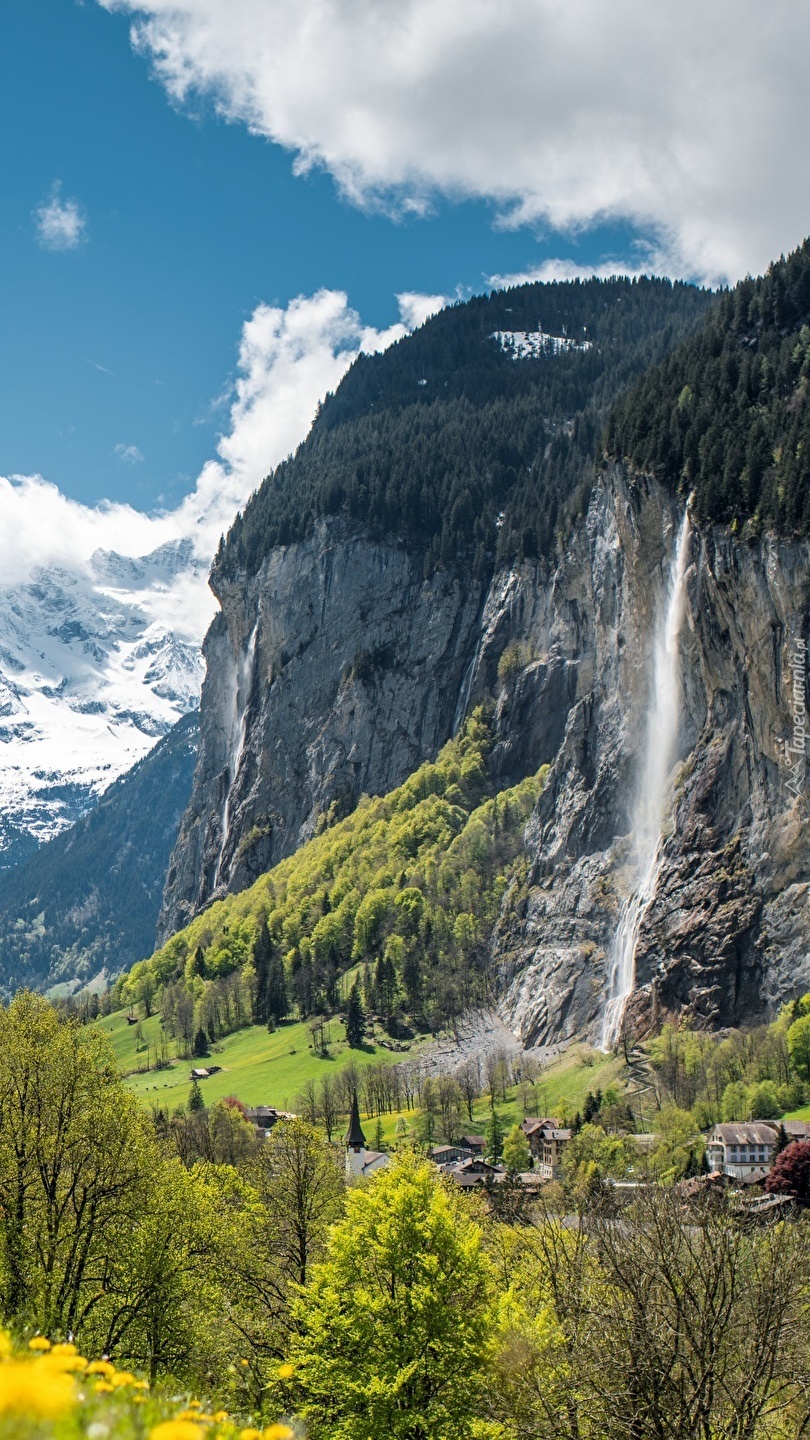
[{"xmin": 345, "ymin": 1090, "xmax": 366, "ymax": 1150}]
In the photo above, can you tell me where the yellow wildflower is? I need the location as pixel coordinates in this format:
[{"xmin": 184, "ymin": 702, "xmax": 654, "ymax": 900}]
[
  {"xmin": 177, "ymin": 1409, "xmax": 211, "ymax": 1422},
  {"xmin": 50, "ymin": 1343, "xmax": 77, "ymax": 1357},
  {"xmin": 263, "ymin": 1426, "xmax": 295, "ymax": 1440},
  {"xmin": 94, "ymin": 1380, "xmax": 115, "ymax": 1394},
  {"xmin": 86, "ymin": 1359, "xmax": 115, "ymax": 1376},
  {"xmin": 240, "ymin": 1358, "xmax": 250, "ymax": 1368},
  {"xmin": 111, "ymin": 1370, "xmax": 136, "ymax": 1388},
  {"xmin": 238, "ymin": 1430, "xmax": 263, "ymax": 1440},
  {"xmin": 28, "ymin": 1336, "xmax": 51, "ymax": 1352},
  {"xmin": 277, "ymin": 1363, "xmax": 295, "ymax": 1380},
  {"xmin": 133, "ymin": 1378, "xmax": 150, "ymax": 1390},
  {"xmin": 0, "ymin": 1359, "xmax": 75, "ymax": 1415},
  {"xmin": 185, "ymin": 1399, "xmax": 203, "ymax": 1409},
  {"xmin": 212, "ymin": 1411, "xmax": 229, "ymax": 1423},
  {"xmin": 42, "ymin": 1349, "xmax": 87, "ymax": 1373},
  {"xmin": 150, "ymin": 1423, "xmax": 207, "ymax": 1440}
]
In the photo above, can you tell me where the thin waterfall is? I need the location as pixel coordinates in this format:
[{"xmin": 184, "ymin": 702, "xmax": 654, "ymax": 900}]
[
  {"xmin": 600, "ymin": 506, "xmax": 692, "ymax": 1050},
  {"xmin": 215, "ymin": 622, "xmax": 258, "ymax": 884}
]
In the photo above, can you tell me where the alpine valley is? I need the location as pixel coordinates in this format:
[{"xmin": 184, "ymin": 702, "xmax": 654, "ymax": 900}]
[{"xmin": 4, "ymin": 250, "xmax": 810, "ymax": 1047}]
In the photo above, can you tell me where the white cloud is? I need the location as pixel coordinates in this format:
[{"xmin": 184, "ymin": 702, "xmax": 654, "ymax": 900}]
[
  {"xmin": 114, "ymin": 443, "xmax": 144, "ymax": 464},
  {"xmin": 97, "ymin": 0, "xmax": 810, "ymax": 285},
  {"xmin": 33, "ymin": 183, "xmax": 87, "ymax": 251},
  {"xmin": 487, "ymin": 258, "xmax": 650, "ymax": 290},
  {"xmin": 0, "ymin": 287, "xmax": 419, "ymax": 642},
  {"xmin": 396, "ymin": 292, "xmax": 449, "ymax": 329}
]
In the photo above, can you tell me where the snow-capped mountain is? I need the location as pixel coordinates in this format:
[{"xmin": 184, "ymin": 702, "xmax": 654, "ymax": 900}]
[{"xmin": 0, "ymin": 539, "xmax": 205, "ymax": 867}]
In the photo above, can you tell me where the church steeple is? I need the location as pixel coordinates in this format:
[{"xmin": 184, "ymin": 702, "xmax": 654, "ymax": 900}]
[{"xmin": 345, "ymin": 1091, "xmax": 366, "ymax": 1151}]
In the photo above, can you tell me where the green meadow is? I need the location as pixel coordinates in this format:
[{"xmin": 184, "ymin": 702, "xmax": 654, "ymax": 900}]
[
  {"xmin": 100, "ymin": 1005, "xmax": 624, "ymax": 1131},
  {"xmin": 98, "ymin": 1007, "xmax": 422, "ymax": 1112}
]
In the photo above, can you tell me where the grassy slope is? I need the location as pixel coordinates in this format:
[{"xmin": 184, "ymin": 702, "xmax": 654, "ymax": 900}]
[
  {"xmin": 99, "ymin": 1009, "xmax": 424, "ymax": 1113},
  {"xmin": 101, "ymin": 1006, "xmax": 623, "ymax": 1128}
]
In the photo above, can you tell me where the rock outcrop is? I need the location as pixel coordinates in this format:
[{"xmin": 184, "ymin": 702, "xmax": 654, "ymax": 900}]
[
  {"xmin": 159, "ymin": 470, "xmax": 810, "ymax": 1041},
  {"xmin": 158, "ymin": 525, "xmax": 487, "ymax": 939}
]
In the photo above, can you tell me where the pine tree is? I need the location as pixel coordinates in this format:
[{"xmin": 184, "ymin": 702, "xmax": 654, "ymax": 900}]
[
  {"xmin": 345, "ymin": 981, "xmax": 366, "ymax": 1049},
  {"xmin": 192, "ymin": 1028, "xmax": 209, "ymax": 1058},
  {"xmin": 252, "ymin": 920, "xmax": 273, "ymax": 1024},
  {"xmin": 267, "ymin": 953, "xmax": 289, "ymax": 1022},
  {"xmin": 188, "ymin": 1078, "xmax": 205, "ymax": 1112},
  {"xmin": 486, "ymin": 1107, "xmax": 504, "ymax": 1164},
  {"xmin": 402, "ymin": 948, "xmax": 423, "ymax": 1015}
]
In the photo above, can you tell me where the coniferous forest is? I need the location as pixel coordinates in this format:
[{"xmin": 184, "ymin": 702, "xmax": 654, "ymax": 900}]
[
  {"xmin": 605, "ymin": 241, "xmax": 810, "ymax": 534},
  {"xmin": 218, "ymin": 277, "xmax": 712, "ymax": 581}
]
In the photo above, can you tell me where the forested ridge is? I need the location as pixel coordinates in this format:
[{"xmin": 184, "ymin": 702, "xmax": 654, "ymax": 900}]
[
  {"xmin": 218, "ymin": 276, "xmax": 711, "ymax": 580},
  {"xmin": 118, "ymin": 712, "xmax": 545, "ymax": 1046},
  {"xmin": 605, "ymin": 240, "xmax": 810, "ymax": 534}
]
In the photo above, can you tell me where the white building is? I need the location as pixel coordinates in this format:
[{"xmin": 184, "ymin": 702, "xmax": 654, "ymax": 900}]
[
  {"xmin": 345, "ymin": 1092, "xmax": 389, "ymax": 1180},
  {"xmin": 705, "ymin": 1122, "xmax": 778, "ymax": 1179}
]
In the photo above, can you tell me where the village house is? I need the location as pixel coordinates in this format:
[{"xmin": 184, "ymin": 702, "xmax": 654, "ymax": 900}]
[
  {"xmin": 520, "ymin": 1117, "xmax": 572, "ymax": 1179},
  {"xmin": 429, "ymin": 1143, "xmax": 473, "ymax": 1165},
  {"xmin": 437, "ymin": 1156, "xmax": 504, "ymax": 1189},
  {"xmin": 705, "ymin": 1122, "xmax": 779, "ymax": 1179},
  {"xmin": 244, "ymin": 1105, "xmax": 296, "ymax": 1138}
]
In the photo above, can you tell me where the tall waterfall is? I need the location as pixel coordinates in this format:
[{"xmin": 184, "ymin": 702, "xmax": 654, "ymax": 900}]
[
  {"xmin": 215, "ymin": 623, "xmax": 258, "ymax": 885},
  {"xmin": 600, "ymin": 506, "xmax": 692, "ymax": 1050}
]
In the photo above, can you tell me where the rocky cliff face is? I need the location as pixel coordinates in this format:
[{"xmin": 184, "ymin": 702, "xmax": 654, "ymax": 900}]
[
  {"xmin": 159, "ymin": 471, "xmax": 809, "ymax": 1041},
  {"xmin": 158, "ymin": 526, "xmax": 487, "ymax": 939}
]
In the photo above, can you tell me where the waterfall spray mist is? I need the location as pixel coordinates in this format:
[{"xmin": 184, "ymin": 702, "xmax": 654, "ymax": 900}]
[
  {"xmin": 600, "ymin": 506, "xmax": 691, "ymax": 1050},
  {"xmin": 215, "ymin": 623, "xmax": 258, "ymax": 885}
]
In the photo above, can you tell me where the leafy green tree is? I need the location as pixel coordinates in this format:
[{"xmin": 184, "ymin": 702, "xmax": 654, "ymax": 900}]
[
  {"xmin": 292, "ymin": 1153, "xmax": 495, "ymax": 1438},
  {"xmin": 345, "ymin": 980, "xmax": 366, "ymax": 1049},
  {"xmin": 747, "ymin": 1079, "xmax": 780, "ymax": 1119},
  {"xmin": 721, "ymin": 1080, "xmax": 750, "ymax": 1121},
  {"xmin": 788, "ymin": 1014, "xmax": 810, "ymax": 1083},
  {"xmin": 502, "ymin": 1123, "xmax": 532, "ymax": 1174},
  {"xmin": 561, "ymin": 1123, "xmax": 632, "ymax": 1190},
  {"xmin": 0, "ymin": 993, "xmax": 167, "ymax": 1341},
  {"xmin": 648, "ymin": 1106, "xmax": 705, "ymax": 1182}
]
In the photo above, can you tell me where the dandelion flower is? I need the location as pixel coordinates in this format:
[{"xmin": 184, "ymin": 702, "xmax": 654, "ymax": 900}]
[
  {"xmin": 0, "ymin": 1359, "xmax": 75, "ymax": 1415},
  {"xmin": 50, "ymin": 1343, "xmax": 77, "ymax": 1357},
  {"xmin": 149, "ymin": 1423, "xmax": 207, "ymax": 1440},
  {"xmin": 277, "ymin": 1363, "xmax": 295, "ymax": 1380},
  {"xmin": 28, "ymin": 1336, "xmax": 51, "ymax": 1352},
  {"xmin": 87, "ymin": 1360, "xmax": 115, "ymax": 1377},
  {"xmin": 263, "ymin": 1426, "xmax": 295, "ymax": 1440},
  {"xmin": 94, "ymin": 1380, "xmax": 115, "ymax": 1394},
  {"xmin": 238, "ymin": 1430, "xmax": 262, "ymax": 1440}
]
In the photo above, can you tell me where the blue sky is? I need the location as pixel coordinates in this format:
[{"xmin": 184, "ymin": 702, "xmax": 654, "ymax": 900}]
[
  {"xmin": 1, "ymin": 0, "xmax": 807, "ymax": 522},
  {"xmin": 0, "ymin": 0, "xmax": 668, "ymax": 512}
]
